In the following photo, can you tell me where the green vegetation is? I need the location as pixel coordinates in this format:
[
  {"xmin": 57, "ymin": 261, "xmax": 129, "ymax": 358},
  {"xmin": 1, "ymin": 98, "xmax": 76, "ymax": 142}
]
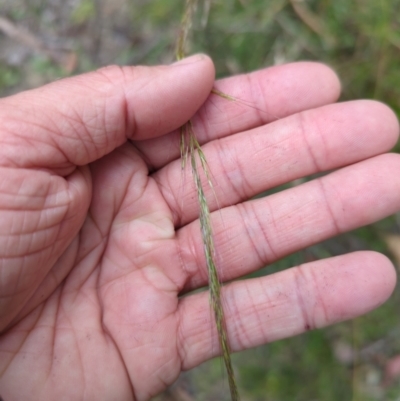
[
  {"xmin": 0, "ymin": 0, "xmax": 399, "ymax": 399},
  {"xmin": 0, "ymin": 64, "xmax": 20, "ymax": 89},
  {"xmin": 70, "ymin": 0, "xmax": 96, "ymax": 25}
]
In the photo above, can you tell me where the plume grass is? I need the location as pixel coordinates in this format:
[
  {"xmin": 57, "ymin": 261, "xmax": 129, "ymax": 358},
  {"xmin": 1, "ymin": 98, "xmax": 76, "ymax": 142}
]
[{"xmin": 176, "ymin": 1, "xmax": 240, "ymax": 400}]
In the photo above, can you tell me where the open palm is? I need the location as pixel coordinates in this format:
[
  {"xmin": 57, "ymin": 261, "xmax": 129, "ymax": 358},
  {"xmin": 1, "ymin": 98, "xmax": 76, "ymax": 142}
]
[{"xmin": 0, "ymin": 55, "xmax": 399, "ymax": 401}]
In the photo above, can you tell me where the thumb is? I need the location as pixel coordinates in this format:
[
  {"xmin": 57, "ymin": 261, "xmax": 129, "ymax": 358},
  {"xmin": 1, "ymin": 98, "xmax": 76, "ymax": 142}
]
[{"xmin": 0, "ymin": 54, "xmax": 215, "ymax": 172}]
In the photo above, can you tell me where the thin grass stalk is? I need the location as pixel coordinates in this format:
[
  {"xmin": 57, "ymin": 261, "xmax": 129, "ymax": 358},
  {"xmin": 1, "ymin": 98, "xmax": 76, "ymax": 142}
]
[
  {"xmin": 188, "ymin": 121, "xmax": 240, "ymax": 401},
  {"xmin": 176, "ymin": 0, "xmax": 197, "ymax": 60},
  {"xmin": 176, "ymin": 1, "xmax": 240, "ymax": 400}
]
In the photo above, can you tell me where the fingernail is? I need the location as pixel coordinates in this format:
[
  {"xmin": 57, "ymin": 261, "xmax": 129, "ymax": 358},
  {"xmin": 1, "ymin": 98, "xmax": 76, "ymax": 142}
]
[{"xmin": 172, "ymin": 54, "xmax": 206, "ymax": 66}]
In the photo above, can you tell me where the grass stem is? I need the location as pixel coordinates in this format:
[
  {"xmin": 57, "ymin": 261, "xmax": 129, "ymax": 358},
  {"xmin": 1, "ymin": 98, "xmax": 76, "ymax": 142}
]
[{"xmin": 177, "ymin": 2, "xmax": 240, "ymax": 399}]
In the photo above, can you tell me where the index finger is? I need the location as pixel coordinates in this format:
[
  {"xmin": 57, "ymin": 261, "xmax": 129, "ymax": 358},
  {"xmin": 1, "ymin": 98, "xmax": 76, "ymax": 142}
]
[{"xmin": 135, "ymin": 61, "xmax": 341, "ymax": 169}]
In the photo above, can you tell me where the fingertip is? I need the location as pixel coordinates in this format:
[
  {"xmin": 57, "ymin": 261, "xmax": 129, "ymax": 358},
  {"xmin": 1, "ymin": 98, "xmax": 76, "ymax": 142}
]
[
  {"xmin": 129, "ymin": 54, "xmax": 215, "ymax": 140},
  {"xmin": 364, "ymin": 251, "xmax": 397, "ymax": 305},
  {"xmin": 361, "ymin": 100, "xmax": 400, "ymax": 149},
  {"xmin": 297, "ymin": 61, "xmax": 342, "ymax": 103},
  {"xmin": 253, "ymin": 61, "xmax": 342, "ymax": 118},
  {"xmin": 170, "ymin": 53, "xmax": 216, "ymax": 106},
  {"xmin": 172, "ymin": 53, "xmax": 216, "ymax": 95},
  {"xmin": 172, "ymin": 53, "xmax": 215, "ymax": 73},
  {"xmin": 332, "ymin": 251, "xmax": 397, "ymax": 321}
]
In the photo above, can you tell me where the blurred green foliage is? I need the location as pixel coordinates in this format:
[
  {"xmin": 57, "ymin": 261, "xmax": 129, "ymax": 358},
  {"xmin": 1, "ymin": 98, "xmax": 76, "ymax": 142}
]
[
  {"xmin": 71, "ymin": 0, "xmax": 96, "ymax": 24},
  {"xmin": 0, "ymin": 64, "xmax": 20, "ymax": 88},
  {"xmin": 1, "ymin": 0, "xmax": 400, "ymax": 399},
  {"xmin": 188, "ymin": 0, "xmax": 400, "ymax": 119}
]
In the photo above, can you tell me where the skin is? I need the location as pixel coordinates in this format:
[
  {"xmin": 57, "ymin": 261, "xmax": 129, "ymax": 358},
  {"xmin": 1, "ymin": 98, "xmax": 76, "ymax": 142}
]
[{"xmin": 0, "ymin": 54, "xmax": 399, "ymax": 401}]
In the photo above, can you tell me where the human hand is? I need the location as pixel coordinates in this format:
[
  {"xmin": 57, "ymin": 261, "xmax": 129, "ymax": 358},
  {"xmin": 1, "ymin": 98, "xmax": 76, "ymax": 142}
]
[{"xmin": 0, "ymin": 55, "xmax": 399, "ymax": 401}]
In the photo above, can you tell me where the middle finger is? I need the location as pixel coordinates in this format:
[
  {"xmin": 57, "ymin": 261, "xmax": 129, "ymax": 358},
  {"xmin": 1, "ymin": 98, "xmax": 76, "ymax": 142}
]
[{"xmin": 153, "ymin": 100, "xmax": 398, "ymax": 227}]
